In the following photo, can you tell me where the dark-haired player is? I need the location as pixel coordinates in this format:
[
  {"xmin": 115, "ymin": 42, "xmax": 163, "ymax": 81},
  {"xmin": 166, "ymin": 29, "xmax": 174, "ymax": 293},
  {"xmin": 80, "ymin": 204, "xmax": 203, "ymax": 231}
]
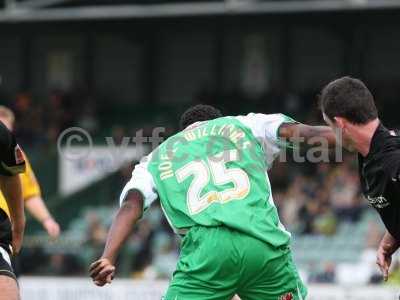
[
  {"xmin": 320, "ymin": 76, "xmax": 400, "ymax": 281},
  {"xmin": 90, "ymin": 105, "xmax": 335, "ymax": 300},
  {"xmin": 0, "ymin": 121, "xmax": 25, "ymax": 300}
]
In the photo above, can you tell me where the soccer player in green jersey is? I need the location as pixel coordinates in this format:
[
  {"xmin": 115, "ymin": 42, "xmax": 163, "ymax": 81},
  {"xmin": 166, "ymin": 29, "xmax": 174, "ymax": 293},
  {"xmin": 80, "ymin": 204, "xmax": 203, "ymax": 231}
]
[{"xmin": 90, "ymin": 105, "xmax": 336, "ymax": 300}]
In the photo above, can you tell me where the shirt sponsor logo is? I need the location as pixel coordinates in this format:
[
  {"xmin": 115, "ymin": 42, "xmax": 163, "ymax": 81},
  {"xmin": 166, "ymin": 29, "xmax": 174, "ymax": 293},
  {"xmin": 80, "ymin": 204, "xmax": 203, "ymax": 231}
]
[
  {"xmin": 367, "ymin": 195, "xmax": 390, "ymax": 209},
  {"xmin": 14, "ymin": 145, "xmax": 24, "ymax": 164},
  {"xmin": 279, "ymin": 292, "xmax": 293, "ymax": 300}
]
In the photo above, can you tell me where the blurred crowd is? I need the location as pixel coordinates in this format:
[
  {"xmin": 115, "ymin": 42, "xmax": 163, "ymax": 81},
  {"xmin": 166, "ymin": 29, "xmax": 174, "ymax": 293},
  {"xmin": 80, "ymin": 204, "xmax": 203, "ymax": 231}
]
[
  {"xmin": 2, "ymin": 89, "xmax": 99, "ymax": 148},
  {"xmin": 272, "ymin": 154, "xmax": 365, "ymax": 236}
]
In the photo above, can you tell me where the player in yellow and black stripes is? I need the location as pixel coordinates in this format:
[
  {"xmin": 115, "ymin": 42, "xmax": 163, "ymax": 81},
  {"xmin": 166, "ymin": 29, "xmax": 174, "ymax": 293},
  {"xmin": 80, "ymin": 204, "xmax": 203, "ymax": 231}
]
[{"xmin": 0, "ymin": 119, "xmax": 25, "ymax": 300}]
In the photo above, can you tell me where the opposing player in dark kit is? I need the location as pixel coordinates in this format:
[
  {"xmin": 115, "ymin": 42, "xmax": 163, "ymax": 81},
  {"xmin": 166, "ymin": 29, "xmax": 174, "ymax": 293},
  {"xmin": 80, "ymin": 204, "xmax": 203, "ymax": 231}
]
[{"xmin": 320, "ymin": 76, "xmax": 400, "ymax": 281}]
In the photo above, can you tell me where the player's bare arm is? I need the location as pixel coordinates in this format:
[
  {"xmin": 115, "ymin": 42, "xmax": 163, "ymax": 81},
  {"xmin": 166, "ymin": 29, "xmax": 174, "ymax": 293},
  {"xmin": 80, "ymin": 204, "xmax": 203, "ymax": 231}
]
[
  {"xmin": 90, "ymin": 189, "xmax": 144, "ymax": 286},
  {"xmin": 279, "ymin": 123, "xmax": 336, "ymax": 147},
  {"xmin": 0, "ymin": 175, "xmax": 25, "ymax": 255},
  {"xmin": 376, "ymin": 231, "xmax": 400, "ymax": 281}
]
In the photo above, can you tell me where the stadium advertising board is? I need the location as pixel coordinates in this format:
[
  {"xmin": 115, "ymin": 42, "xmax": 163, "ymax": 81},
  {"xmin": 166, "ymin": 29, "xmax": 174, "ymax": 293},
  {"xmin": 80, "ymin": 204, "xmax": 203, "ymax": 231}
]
[{"xmin": 20, "ymin": 277, "xmax": 399, "ymax": 300}]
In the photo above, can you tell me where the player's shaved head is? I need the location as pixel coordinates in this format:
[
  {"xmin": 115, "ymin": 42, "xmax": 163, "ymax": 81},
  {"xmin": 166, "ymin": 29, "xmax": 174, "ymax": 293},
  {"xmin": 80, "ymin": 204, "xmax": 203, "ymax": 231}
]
[{"xmin": 180, "ymin": 104, "xmax": 222, "ymax": 129}]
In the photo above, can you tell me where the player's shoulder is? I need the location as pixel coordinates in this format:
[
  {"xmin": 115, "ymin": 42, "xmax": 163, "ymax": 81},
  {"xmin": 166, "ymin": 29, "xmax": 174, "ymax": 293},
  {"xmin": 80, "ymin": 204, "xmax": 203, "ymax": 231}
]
[
  {"xmin": 234, "ymin": 112, "xmax": 286, "ymax": 120},
  {"xmin": 233, "ymin": 112, "xmax": 295, "ymax": 125},
  {"xmin": 233, "ymin": 112, "xmax": 296, "ymax": 133},
  {"xmin": 377, "ymin": 128, "xmax": 400, "ymax": 179},
  {"xmin": 380, "ymin": 127, "xmax": 400, "ymax": 153}
]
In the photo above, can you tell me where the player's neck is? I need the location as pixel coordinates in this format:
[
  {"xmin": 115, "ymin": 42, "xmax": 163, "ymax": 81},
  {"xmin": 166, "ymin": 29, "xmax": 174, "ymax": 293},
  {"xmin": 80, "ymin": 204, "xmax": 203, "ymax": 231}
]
[{"xmin": 353, "ymin": 119, "xmax": 380, "ymax": 157}]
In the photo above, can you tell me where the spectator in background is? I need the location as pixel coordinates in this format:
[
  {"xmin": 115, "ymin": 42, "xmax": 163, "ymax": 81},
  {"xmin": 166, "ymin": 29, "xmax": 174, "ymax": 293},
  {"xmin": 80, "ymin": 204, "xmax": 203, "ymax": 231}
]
[
  {"xmin": 327, "ymin": 155, "xmax": 364, "ymax": 222},
  {"xmin": 76, "ymin": 103, "xmax": 99, "ymax": 135},
  {"xmin": 111, "ymin": 125, "xmax": 127, "ymax": 146},
  {"xmin": 276, "ymin": 156, "xmax": 364, "ymax": 236},
  {"xmin": 310, "ymin": 262, "xmax": 336, "ymax": 283},
  {"xmin": 363, "ymin": 221, "xmax": 386, "ymax": 284},
  {"xmin": 81, "ymin": 211, "xmax": 109, "ymax": 274},
  {"xmin": 13, "ymin": 93, "xmax": 40, "ymax": 146},
  {"xmin": 85, "ymin": 212, "xmax": 108, "ymax": 261}
]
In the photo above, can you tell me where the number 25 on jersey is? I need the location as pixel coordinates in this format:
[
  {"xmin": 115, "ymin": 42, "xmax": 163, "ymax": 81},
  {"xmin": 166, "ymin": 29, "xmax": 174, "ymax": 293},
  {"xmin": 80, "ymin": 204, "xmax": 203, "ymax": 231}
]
[{"xmin": 176, "ymin": 149, "xmax": 250, "ymax": 215}]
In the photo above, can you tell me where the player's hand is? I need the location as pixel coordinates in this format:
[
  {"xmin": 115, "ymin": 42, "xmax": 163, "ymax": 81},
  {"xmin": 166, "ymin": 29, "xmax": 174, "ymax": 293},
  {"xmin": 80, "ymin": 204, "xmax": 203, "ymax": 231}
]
[
  {"xmin": 89, "ymin": 258, "xmax": 115, "ymax": 287},
  {"xmin": 377, "ymin": 246, "xmax": 392, "ymax": 281},
  {"xmin": 42, "ymin": 218, "xmax": 61, "ymax": 240},
  {"xmin": 11, "ymin": 219, "xmax": 25, "ymax": 255}
]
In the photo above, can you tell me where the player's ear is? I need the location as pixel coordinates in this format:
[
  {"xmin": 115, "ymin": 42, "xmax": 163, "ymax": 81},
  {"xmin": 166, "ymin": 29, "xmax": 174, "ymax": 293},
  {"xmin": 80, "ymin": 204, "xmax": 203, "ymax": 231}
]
[{"xmin": 333, "ymin": 117, "xmax": 345, "ymax": 129}]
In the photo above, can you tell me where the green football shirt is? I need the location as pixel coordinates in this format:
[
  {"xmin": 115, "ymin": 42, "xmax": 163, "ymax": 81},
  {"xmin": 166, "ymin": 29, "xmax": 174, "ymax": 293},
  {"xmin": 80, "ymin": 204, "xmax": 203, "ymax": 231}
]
[{"xmin": 120, "ymin": 113, "xmax": 296, "ymax": 248}]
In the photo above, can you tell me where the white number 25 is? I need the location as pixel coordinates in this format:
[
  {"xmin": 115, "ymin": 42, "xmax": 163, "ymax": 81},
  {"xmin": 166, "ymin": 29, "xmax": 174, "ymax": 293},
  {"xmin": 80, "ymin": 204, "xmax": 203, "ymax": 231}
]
[{"xmin": 176, "ymin": 149, "xmax": 250, "ymax": 215}]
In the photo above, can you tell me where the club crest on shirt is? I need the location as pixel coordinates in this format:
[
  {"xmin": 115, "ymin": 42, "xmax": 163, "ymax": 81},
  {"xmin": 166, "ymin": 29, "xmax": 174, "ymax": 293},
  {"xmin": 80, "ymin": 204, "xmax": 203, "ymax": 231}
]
[
  {"xmin": 367, "ymin": 195, "xmax": 390, "ymax": 209},
  {"xmin": 279, "ymin": 292, "xmax": 293, "ymax": 300},
  {"xmin": 14, "ymin": 145, "xmax": 24, "ymax": 164}
]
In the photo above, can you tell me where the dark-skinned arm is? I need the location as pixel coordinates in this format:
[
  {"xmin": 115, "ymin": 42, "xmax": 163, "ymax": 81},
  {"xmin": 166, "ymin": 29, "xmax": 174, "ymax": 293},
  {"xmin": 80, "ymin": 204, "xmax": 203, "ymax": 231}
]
[
  {"xmin": 279, "ymin": 123, "xmax": 337, "ymax": 148},
  {"xmin": 89, "ymin": 189, "xmax": 144, "ymax": 286}
]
